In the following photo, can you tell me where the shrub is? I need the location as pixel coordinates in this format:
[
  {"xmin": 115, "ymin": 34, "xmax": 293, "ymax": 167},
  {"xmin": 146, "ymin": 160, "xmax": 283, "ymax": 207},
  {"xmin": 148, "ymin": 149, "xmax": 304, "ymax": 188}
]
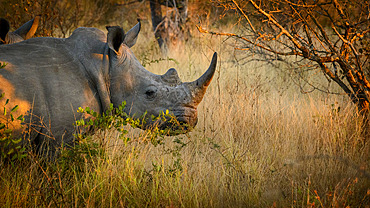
[{"xmin": 0, "ymin": 93, "xmax": 27, "ymax": 161}]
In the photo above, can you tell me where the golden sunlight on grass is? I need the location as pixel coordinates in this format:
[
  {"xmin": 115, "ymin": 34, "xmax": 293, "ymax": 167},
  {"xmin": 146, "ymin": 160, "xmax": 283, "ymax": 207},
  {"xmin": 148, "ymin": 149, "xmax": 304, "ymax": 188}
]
[{"xmin": 0, "ymin": 21, "xmax": 369, "ymax": 207}]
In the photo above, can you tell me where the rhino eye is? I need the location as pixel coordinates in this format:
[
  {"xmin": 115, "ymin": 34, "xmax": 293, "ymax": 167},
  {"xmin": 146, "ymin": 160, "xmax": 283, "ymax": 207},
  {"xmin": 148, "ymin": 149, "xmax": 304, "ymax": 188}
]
[{"xmin": 145, "ymin": 89, "xmax": 157, "ymax": 100}]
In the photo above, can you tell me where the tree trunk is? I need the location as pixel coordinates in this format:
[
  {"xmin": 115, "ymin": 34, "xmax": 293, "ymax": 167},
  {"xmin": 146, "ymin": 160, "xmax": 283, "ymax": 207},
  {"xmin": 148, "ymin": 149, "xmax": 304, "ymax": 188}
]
[
  {"xmin": 149, "ymin": 0, "xmax": 168, "ymax": 54},
  {"xmin": 178, "ymin": 0, "xmax": 190, "ymax": 41},
  {"xmin": 149, "ymin": 0, "xmax": 189, "ymax": 55}
]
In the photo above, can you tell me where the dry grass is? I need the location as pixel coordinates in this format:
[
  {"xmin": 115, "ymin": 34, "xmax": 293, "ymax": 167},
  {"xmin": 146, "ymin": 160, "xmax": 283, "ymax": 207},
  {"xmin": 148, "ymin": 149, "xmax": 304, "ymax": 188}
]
[{"xmin": 0, "ymin": 21, "xmax": 369, "ymax": 207}]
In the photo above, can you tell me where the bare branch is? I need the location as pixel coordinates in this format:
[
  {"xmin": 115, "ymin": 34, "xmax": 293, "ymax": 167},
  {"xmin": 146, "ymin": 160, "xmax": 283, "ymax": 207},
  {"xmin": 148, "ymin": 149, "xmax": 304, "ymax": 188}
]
[
  {"xmin": 196, "ymin": 25, "xmax": 301, "ymax": 56},
  {"xmin": 211, "ymin": 0, "xmax": 370, "ymax": 113},
  {"xmin": 231, "ymin": 0, "xmax": 256, "ymax": 33},
  {"xmin": 332, "ymin": 0, "xmax": 348, "ymax": 25},
  {"xmin": 332, "ymin": 25, "xmax": 366, "ymax": 78},
  {"xmin": 308, "ymin": 13, "xmax": 337, "ymax": 53},
  {"xmin": 248, "ymin": 0, "xmax": 305, "ymax": 52}
]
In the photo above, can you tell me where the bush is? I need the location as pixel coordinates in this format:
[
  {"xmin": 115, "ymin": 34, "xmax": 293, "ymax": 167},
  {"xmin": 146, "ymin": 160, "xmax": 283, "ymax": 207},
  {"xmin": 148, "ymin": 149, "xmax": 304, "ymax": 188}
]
[{"xmin": 0, "ymin": 92, "xmax": 27, "ymax": 162}]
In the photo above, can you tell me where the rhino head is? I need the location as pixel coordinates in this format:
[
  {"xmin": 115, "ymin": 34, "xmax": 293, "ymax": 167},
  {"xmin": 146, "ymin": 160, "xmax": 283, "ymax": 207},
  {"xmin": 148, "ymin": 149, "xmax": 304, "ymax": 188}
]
[
  {"xmin": 0, "ymin": 16, "xmax": 40, "ymax": 44},
  {"xmin": 105, "ymin": 23, "xmax": 217, "ymax": 134}
]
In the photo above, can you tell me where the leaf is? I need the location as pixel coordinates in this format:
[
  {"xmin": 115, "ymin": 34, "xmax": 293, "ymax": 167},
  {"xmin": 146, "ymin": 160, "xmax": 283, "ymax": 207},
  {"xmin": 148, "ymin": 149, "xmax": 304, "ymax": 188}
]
[
  {"xmin": 17, "ymin": 115, "xmax": 24, "ymax": 121},
  {"xmin": 7, "ymin": 148, "xmax": 14, "ymax": 155},
  {"xmin": 92, "ymin": 111, "xmax": 98, "ymax": 117},
  {"xmin": 12, "ymin": 154, "xmax": 18, "ymax": 161},
  {"xmin": 0, "ymin": 93, "xmax": 4, "ymax": 100},
  {"xmin": 11, "ymin": 105, "xmax": 19, "ymax": 112},
  {"xmin": 88, "ymin": 119, "xmax": 93, "ymax": 125},
  {"xmin": 168, "ymin": 58, "xmax": 179, "ymax": 65},
  {"xmin": 19, "ymin": 153, "xmax": 28, "ymax": 159},
  {"xmin": 4, "ymin": 129, "xmax": 12, "ymax": 134},
  {"xmin": 0, "ymin": 62, "xmax": 7, "ymax": 68},
  {"xmin": 5, "ymin": 99, "xmax": 9, "ymax": 105},
  {"xmin": 11, "ymin": 138, "xmax": 22, "ymax": 144}
]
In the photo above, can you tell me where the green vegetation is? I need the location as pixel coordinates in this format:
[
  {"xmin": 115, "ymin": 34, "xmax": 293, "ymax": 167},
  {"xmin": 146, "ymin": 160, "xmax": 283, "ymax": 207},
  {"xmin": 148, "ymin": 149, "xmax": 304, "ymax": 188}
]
[
  {"xmin": 0, "ymin": 93, "xmax": 27, "ymax": 161},
  {"xmin": 0, "ymin": 62, "xmax": 6, "ymax": 69}
]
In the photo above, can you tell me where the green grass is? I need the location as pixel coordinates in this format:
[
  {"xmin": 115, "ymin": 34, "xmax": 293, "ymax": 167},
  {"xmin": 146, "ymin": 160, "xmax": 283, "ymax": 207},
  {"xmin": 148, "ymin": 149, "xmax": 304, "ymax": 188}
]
[{"xmin": 0, "ymin": 21, "xmax": 369, "ymax": 207}]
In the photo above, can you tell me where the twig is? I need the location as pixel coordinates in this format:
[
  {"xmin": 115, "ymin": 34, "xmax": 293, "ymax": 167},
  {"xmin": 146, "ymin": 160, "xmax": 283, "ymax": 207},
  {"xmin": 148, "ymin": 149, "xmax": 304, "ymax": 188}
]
[
  {"xmin": 231, "ymin": 0, "xmax": 256, "ymax": 32},
  {"xmin": 196, "ymin": 25, "xmax": 301, "ymax": 56}
]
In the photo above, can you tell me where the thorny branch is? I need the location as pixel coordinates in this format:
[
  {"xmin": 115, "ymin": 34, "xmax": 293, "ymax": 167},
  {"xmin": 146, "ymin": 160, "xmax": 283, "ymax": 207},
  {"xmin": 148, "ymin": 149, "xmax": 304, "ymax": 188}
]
[{"xmin": 199, "ymin": 0, "xmax": 370, "ymax": 113}]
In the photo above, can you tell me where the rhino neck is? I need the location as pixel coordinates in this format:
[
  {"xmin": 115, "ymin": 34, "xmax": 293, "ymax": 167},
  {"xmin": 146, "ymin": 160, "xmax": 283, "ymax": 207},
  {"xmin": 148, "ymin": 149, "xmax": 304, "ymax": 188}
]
[{"xmin": 67, "ymin": 28, "xmax": 113, "ymax": 113}]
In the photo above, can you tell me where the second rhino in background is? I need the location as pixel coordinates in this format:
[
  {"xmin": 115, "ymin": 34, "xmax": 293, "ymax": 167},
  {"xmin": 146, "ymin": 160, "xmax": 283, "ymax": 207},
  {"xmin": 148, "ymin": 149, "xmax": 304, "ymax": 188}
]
[{"xmin": 0, "ymin": 16, "xmax": 40, "ymax": 44}]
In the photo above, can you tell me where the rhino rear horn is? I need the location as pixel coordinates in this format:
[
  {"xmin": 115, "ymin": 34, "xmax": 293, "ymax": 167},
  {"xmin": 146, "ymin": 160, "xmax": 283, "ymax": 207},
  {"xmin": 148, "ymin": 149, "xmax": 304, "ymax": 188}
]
[
  {"xmin": 162, "ymin": 68, "xmax": 182, "ymax": 85},
  {"xmin": 187, "ymin": 52, "xmax": 218, "ymax": 104},
  {"xmin": 0, "ymin": 18, "xmax": 10, "ymax": 43},
  {"xmin": 14, "ymin": 15, "xmax": 40, "ymax": 40}
]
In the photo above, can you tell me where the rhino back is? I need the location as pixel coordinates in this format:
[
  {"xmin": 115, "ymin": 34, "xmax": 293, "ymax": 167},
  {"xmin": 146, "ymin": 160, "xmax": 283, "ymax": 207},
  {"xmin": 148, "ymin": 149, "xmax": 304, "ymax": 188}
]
[{"xmin": 0, "ymin": 31, "xmax": 105, "ymax": 145}]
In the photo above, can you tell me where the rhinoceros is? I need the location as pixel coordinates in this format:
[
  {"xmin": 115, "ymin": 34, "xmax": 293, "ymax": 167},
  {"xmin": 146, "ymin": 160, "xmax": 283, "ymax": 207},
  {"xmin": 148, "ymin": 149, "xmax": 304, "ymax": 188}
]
[
  {"xmin": 0, "ymin": 16, "xmax": 40, "ymax": 44},
  {"xmin": 0, "ymin": 21, "xmax": 217, "ymax": 155}
]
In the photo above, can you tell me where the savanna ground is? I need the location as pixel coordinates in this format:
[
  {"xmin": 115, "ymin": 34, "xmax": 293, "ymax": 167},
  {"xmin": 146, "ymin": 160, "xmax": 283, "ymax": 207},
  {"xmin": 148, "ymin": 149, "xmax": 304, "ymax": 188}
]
[{"xmin": 1, "ymin": 1, "xmax": 370, "ymax": 207}]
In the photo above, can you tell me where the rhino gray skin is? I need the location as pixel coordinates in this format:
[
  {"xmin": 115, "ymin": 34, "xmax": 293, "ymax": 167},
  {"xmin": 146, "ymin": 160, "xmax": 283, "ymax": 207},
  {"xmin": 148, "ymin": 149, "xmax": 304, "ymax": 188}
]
[
  {"xmin": 0, "ymin": 16, "xmax": 40, "ymax": 44},
  {"xmin": 0, "ymin": 21, "xmax": 217, "ymax": 154}
]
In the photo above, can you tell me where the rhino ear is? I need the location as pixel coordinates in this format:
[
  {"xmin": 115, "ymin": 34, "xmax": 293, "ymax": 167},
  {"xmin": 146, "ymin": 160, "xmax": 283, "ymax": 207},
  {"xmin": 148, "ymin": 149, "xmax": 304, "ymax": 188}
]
[
  {"xmin": 106, "ymin": 26, "xmax": 125, "ymax": 54},
  {"xmin": 0, "ymin": 18, "xmax": 10, "ymax": 43},
  {"xmin": 13, "ymin": 15, "xmax": 40, "ymax": 40},
  {"xmin": 123, "ymin": 20, "xmax": 141, "ymax": 48}
]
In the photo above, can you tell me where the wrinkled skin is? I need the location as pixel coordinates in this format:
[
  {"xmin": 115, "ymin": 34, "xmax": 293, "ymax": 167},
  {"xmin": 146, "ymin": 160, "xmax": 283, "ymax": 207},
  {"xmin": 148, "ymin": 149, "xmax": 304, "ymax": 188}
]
[
  {"xmin": 0, "ymin": 21, "xmax": 217, "ymax": 155},
  {"xmin": 0, "ymin": 16, "xmax": 40, "ymax": 44}
]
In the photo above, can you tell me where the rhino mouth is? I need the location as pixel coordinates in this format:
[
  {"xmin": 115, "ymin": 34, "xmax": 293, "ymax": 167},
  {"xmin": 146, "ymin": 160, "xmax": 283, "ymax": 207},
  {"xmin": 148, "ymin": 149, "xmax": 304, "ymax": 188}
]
[
  {"xmin": 143, "ymin": 113, "xmax": 198, "ymax": 135},
  {"xmin": 158, "ymin": 115, "xmax": 198, "ymax": 135}
]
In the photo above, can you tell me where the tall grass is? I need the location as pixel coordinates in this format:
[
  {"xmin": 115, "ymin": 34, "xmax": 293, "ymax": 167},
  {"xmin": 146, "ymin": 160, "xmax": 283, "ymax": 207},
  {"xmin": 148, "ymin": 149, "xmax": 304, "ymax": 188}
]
[{"xmin": 0, "ymin": 21, "xmax": 369, "ymax": 207}]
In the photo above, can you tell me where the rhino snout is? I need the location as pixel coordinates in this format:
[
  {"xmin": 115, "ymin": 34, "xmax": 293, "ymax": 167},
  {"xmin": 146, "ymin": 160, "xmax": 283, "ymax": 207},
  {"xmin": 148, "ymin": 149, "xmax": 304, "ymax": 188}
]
[
  {"xmin": 158, "ymin": 115, "xmax": 198, "ymax": 135},
  {"xmin": 176, "ymin": 116, "xmax": 198, "ymax": 129},
  {"xmin": 164, "ymin": 108, "xmax": 198, "ymax": 133},
  {"xmin": 142, "ymin": 107, "xmax": 198, "ymax": 135}
]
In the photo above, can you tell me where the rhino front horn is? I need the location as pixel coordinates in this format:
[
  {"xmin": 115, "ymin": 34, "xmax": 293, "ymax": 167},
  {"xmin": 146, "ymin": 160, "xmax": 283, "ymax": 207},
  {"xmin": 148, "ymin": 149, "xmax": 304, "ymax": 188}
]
[{"xmin": 187, "ymin": 52, "xmax": 218, "ymax": 104}]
